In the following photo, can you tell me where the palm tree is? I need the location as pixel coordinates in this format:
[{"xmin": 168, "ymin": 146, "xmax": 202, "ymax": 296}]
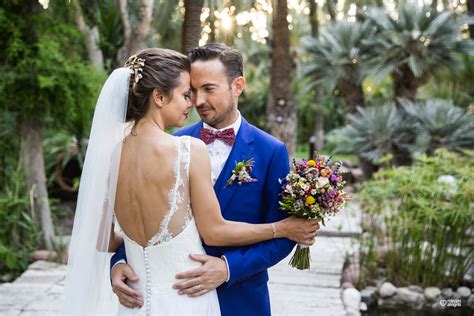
[
  {"xmin": 332, "ymin": 104, "xmax": 410, "ymax": 178},
  {"xmin": 364, "ymin": 1, "xmax": 474, "ymax": 101},
  {"xmin": 182, "ymin": 0, "xmax": 204, "ymax": 54},
  {"xmin": 399, "ymin": 99, "xmax": 474, "ymax": 155},
  {"xmin": 333, "ymin": 98, "xmax": 474, "ymax": 177},
  {"xmin": 301, "ymin": 20, "xmax": 376, "ymax": 121},
  {"xmin": 266, "ymin": 0, "xmax": 296, "ymax": 156}
]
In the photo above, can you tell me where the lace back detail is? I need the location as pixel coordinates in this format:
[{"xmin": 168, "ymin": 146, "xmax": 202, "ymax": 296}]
[{"xmin": 146, "ymin": 136, "xmax": 192, "ymax": 247}]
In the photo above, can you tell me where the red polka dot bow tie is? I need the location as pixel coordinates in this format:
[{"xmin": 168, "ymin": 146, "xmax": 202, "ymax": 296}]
[{"xmin": 200, "ymin": 128, "xmax": 236, "ymax": 146}]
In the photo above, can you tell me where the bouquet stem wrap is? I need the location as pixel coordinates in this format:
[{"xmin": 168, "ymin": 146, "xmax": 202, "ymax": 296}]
[{"xmin": 289, "ymin": 244, "xmax": 311, "ymax": 270}]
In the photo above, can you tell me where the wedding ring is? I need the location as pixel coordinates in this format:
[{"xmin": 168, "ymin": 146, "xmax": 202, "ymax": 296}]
[{"xmin": 197, "ymin": 284, "xmax": 202, "ymax": 290}]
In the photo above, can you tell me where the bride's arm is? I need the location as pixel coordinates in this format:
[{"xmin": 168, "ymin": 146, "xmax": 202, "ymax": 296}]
[
  {"xmin": 108, "ymin": 222, "xmax": 123, "ymax": 253},
  {"xmin": 190, "ymin": 140, "xmax": 311, "ymax": 246},
  {"xmin": 95, "ymin": 171, "xmax": 124, "ymax": 253}
]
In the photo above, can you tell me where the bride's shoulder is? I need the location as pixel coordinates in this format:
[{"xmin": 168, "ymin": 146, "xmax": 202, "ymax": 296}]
[
  {"xmin": 175, "ymin": 135, "xmax": 205, "ymax": 149},
  {"xmin": 183, "ymin": 137, "xmax": 208, "ymax": 161}
]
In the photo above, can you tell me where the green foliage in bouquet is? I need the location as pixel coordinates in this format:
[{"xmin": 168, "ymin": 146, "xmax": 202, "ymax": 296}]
[{"xmin": 357, "ymin": 149, "xmax": 474, "ymax": 288}]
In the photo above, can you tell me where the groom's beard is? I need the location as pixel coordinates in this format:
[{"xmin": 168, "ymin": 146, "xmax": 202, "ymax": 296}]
[{"xmin": 199, "ymin": 98, "xmax": 236, "ymax": 128}]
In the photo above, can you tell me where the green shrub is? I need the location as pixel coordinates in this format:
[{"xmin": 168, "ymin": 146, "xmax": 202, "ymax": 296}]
[
  {"xmin": 357, "ymin": 149, "xmax": 474, "ymax": 288},
  {"xmin": 0, "ymin": 164, "xmax": 40, "ymax": 279}
]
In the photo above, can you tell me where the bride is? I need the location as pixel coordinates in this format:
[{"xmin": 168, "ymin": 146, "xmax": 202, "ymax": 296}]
[{"xmin": 63, "ymin": 48, "xmax": 318, "ymax": 315}]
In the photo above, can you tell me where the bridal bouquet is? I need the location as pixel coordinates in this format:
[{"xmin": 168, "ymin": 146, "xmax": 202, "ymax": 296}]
[{"xmin": 279, "ymin": 153, "xmax": 350, "ymax": 270}]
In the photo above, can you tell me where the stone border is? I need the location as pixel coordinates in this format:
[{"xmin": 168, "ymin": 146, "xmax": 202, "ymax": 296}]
[{"xmin": 341, "ymin": 280, "xmax": 474, "ymax": 315}]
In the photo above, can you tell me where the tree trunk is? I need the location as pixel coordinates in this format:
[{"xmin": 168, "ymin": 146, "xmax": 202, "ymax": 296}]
[
  {"xmin": 326, "ymin": 1, "xmax": 336, "ymax": 20},
  {"xmin": 182, "ymin": 0, "xmax": 204, "ymax": 54},
  {"xmin": 72, "ymin": 0, "xmax": 104, "ymax": 71},
  {"xmin": 468, "ymin": 0, "xmax": 474, "ymax": 38},
  {"xmin": 309, "ymin": 0, "xmax": 319, "ymax": 37},
  {"xmin": 358, "ymin": 156, "xmax": 377, "ymax": 180},
  {"xmin": 391, "ymin": 65, "xmax": 429, "ymax": 103},
  {"xmin": 208, "ymin": 0, "xmax": 216, "ymax": 43},
  {"xmin": 338, "ymin": 80, "xmax": 377, "ymax": 174},
  {"xmin": 389, "ymin": 67, "xmax": 429, "ymax": 166},
  {"xmin": 313, "ymin": 112, "xmax": 324, "ymax": 151},
  {"xmin": 266, "ymin": 0, "xmax": 297, "ymax": 157},
  {"xmin": 116, "ymin": 0, "xmax": 154, "ymax": 65},
  {"xmin": 308, "ymin": 0, "xmax": 324, "ymax": 151},
  {"xmin": 20, "ymin": 117, "xmax": 55, "ymax": 250},
  {"xmin": 339, "ymin": 79, "xmax": 365, "ymax": 122}
]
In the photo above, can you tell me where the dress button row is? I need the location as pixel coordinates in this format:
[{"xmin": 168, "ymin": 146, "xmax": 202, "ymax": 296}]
[{"xmin": 144, "ymin": 249, "xmax": 151, "ymax": 315}]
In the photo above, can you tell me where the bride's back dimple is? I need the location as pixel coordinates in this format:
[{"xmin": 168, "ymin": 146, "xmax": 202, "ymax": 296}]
[{"xmin": 114, "ymin": 133, "xmax": 191, "ymax": 248}]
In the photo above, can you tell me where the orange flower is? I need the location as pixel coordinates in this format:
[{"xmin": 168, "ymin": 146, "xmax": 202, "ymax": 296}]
[
  {"xmin": 320, "ymin": 169, "xmax": 330, "ymax": 177},
  {"xmin": 307, "ymin": 160, "xmax": 316, "ymax": 167},
  {"xmin": 306, "ymin": 196, "xmax": 315, "ymax": 205}
]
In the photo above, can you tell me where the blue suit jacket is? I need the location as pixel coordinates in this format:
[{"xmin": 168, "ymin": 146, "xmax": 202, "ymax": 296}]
[{"xmin": 111, "ymin": 117, "xmax": 295, "ymax": 316}]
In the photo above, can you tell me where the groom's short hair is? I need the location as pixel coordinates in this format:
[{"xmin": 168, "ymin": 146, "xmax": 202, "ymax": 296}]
[{"xmin": 188, "ymin": 43, "xmax": 243, "ymax": 83}]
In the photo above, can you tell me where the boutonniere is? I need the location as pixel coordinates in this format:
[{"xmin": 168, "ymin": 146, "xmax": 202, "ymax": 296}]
[{"xmin": 226, "ymin": 158, "xmax": 258, "ymax": 187}]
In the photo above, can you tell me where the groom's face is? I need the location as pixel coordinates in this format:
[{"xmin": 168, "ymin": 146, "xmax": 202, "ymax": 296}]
[{"xmin": 190, "ymin": 59, "xmax": 239, "ymax": 129}]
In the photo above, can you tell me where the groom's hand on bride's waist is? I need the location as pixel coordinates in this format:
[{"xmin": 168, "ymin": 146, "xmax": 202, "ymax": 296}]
[
  {"xmin": 173, "ymin": 254, "xmax": 228, "ymax": 298},
  {"xmin": 111, "ymin": 263, "xmax": 144, "ymax": 308}
]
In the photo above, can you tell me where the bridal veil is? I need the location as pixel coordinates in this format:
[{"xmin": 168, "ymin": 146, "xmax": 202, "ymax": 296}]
[{"xmin": 63, "ymin": 67, "xmax": 130, "ymax": 315}]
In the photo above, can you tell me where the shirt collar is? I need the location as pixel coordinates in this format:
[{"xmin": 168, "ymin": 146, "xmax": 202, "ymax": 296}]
[{"xmin": 203, "ymin": 111, "xmax": 242, "ymax": 136}]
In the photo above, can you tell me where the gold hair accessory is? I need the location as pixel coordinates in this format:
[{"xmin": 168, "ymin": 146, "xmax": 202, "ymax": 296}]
[{"xmin": 124, "ymin": 55, "xmax": 145, "ymax": 91}]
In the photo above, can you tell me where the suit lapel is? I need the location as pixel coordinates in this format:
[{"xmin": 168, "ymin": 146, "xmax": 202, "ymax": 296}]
[
  {"xmin": 188, "ymin": 121, "xmax": 203, "ymax": 139},
  {"xmin": 214, "ymin": 118, "xmax": 254, "ymax": 212}
]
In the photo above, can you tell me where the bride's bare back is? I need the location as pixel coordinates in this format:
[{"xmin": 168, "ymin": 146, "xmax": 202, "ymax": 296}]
[{"xmin": 114, "ymin": 129, "xmax": 191, "ymax": 247}]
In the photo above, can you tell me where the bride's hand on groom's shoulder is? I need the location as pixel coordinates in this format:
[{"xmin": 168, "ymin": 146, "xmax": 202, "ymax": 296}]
[
  {"xmin": 276, "ymin": 217, "xmax": 321, "ymax": 246},
  {"xmin": 111, "ymin": 263, "xmax": 144, "ymax": 308},
  {"xmin": 173, "ymin": 254, "xmax": 228, "ymax": 298}
]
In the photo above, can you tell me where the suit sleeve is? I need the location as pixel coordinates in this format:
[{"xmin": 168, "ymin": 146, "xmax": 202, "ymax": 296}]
[
  {"xmin": 222, "ymin": 143, "xmax": 295, "ymax": 287},
  {"xmin": 110, "ymin": 242, "xmax": 127, "ymax": 272}
]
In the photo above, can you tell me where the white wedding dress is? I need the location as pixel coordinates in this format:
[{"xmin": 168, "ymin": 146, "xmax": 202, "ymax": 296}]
[{"xmin": 115, "ymin": 136, "xmax": 221, "ymax": 316}]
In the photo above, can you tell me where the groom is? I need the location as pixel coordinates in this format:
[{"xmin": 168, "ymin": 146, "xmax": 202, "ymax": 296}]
[{"xmin": 110, "ymin": 43, "xmax": 319, "ymax": 315}]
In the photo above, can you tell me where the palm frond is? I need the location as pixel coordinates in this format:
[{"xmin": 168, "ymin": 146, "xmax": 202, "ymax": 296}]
[
  {"xmin": 332, "ymin": 104, "xmax": 406, "ymax": 163},
  {"xmin": 300, "ymin": 20, "xmax": 376, "ymax": 94},
  {"xmin": 363, "ymin": 1, "xmax": 473, "ymax": 82},
  {"xmin": 399, "ymin": 99, "xmax": 474, "ymax": 153}
]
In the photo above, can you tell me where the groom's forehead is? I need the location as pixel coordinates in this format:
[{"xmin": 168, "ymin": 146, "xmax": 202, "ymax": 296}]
[
  {"xmin": 190, "ymin": 60, "xmax": 228, "ymax": 87},
  {"xmin": 190, "ymin": 59, "xmax": 227, "ymax": 77}
]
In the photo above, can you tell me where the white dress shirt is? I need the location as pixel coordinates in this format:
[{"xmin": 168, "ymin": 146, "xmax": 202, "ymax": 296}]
[{"xmin": 202, "ymin": 112, "xmax": 242, "ymax": 185}]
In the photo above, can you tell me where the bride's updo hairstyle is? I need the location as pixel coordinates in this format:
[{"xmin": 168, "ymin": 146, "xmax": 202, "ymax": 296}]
[{"xmin": 124, "ymin": 48, "xmax": 190, "ymax": 129}]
